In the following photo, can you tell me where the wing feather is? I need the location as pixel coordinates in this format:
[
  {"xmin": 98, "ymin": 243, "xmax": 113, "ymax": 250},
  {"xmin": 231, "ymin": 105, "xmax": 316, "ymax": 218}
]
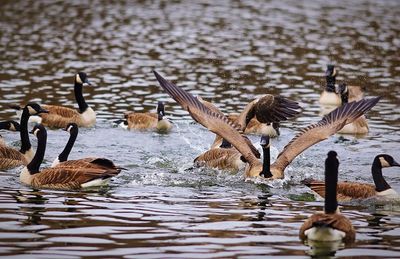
[
  {"xmin": 32, "ymin": 167, "xmax": 119, "ymax": 190},
  {"xmin": 271, "ymin": 97, "xmax": 380, "ymax": 173},
  {"xmin": 0, "ymin": 146, "xmax": 27, "ymax": 170},
  {"xmin": 154, "ymin": 71, "xmax": 260, "ymax": 165}
]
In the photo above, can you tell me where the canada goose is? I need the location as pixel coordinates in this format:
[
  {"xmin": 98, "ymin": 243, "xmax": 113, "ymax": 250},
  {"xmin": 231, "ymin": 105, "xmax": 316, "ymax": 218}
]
[
  {"xmin": 187, "ymin": 85, "xmax": 300, "ymax": 171},
  {"xmin": 0, "ymin": 104, "xmax": 48, "ymax": 170},
  {"xmin": 51, "ymin": 123, "xmax": 122, "ymax": 172},
  {"xmin": 115, "ymin": 101, "xmax": 172, "ymax": 132},
  {"xmin": 299, "ymin": 151, "xmax": 356, "ymax": 243},
  {"xmin": 336, "ymin": 83, "xmax": 369, "ymax": 134},
  {"xmin": 153, "ymin": 70, "xmax": 380, "ymax": 179},
  {"xmin": 13, "ymin": 72, "xmax": 96, "ymax": 128},
  {"xmin": 319, "ymin": 65, "xmax": 363, "ymax": 106},
  {"xmin": 303, "ymin": 154, "xmax": 400, "ymax": 202},
  {"xmin": 0, "ymin": 120, "xmax": 20, "ymax": 132},
  {"xmin": 20, "ymin": 124, "xmax": 121, "ymax": 190}
]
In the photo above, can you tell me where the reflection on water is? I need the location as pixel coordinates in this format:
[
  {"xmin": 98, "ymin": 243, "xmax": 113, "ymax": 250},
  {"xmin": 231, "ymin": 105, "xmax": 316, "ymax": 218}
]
[{"xmin": 0, "ymin": 0, "xmax": 399, "ymax": 257}]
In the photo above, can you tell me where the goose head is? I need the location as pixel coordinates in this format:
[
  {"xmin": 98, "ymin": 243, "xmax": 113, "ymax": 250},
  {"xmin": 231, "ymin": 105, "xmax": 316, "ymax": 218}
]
[
  {"xmin": 25, "ymin": 103, "xmax": 49, "ymax": 115},
  {"xmin": 64, "ymin": 122, "xmax": 78, "ymax": 133},
  {"xmin": 377, "ymin": 154, "xmax": 400, "ymax": 168},
  {"xmin": 157, "ymin": 101, "xmax": 166, "ymax": 120},
  {"xmin": 325, "ymin": 64, "xmax": 337, "ymax": 77},
  {"xmin": 29, "ymin": 124, "xmax": 46, "ymax": 138},
  {"xmin": 336, "ymin": 83, "xmax": 349, "ymax": 104},
  {"xmin": 75, "ymin": 72, "xmax": 91, "ymax": 86},
  {"xmin": 325, "ymin": 65, "xmax": 337, "ymax": 92},
  {"xmin": 0, "ymin": 120, "xmax": 20, "ymax": 131}
]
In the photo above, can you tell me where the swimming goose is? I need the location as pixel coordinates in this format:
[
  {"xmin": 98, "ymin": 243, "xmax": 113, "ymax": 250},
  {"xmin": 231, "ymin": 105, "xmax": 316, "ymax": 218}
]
[
  {"xmin": 51, "ymin": 123, "xmax": 122, "ymax": 172},
  {"xmin": 303, "ymin": 154, "xmax": 399, "ymax": 202},
  {"xmin": 153, "ymin": 70, "xmax": 380, "ymax": 179},
  {"xmin": 17, "ymin": 72, "xmax": 95, "ymax": 128},
  {"xmin": 336, "ymin": 83, "xmax": 369, "ymax": 134},
  {"xmin": 299, "ymin": 151, "xmax": 356, "ymax": 243},
  {"xmin": 0, "ymin": 104, "xmax": 48, "ymax": 170},
  {"xmin": 319, "ymin": 65, "xmax": 363, "ymax": 106},
  {"xmin": 115, "ymin": 101, "xmax": 172, "ymax": 132},
  {"xmin": 20, "ymin": 124, "xmax": 121, "ymax": 190}
]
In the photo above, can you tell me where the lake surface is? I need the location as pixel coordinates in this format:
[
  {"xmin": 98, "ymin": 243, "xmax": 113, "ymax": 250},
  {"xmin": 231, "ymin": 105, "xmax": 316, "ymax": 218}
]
[{"xmin": 0, "ymin": 0, "xmax": 399, "ymax": 257}]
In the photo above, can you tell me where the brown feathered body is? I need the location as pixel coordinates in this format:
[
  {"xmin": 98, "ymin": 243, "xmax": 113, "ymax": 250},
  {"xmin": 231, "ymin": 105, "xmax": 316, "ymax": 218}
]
[
  {"xmin": 20, "ymin": 166, "xmax": 119, "ymax": 190},
  {"xmin": 39, "ymin": 105, "xmax": 96, "ymax": 128},
  {"xmin": 0, "ymin": 146, "xmax": 28, "ymax": 170},
  {"xmin": 124, "ymin": 112, "xmax": 172, "ymax": 131},
  {"xmin": 338, "ymin": 116, "xmax": 368, "ymax": 134},
  {"xmin": 299, "ymin": 212, "xmax": 356, "ymax": 243},
  {"xmin": 194, "ymin": 148, "xmax": 243, "ymax": 171},
  {"xmin": 304, "ymin": 179, "xmax": 376, "ymax": 202}
]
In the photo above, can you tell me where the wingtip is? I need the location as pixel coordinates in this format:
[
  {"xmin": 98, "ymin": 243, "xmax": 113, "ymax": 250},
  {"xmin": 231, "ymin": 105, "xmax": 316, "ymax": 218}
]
[{"xmin": 153, "ymin": 70, "xmax": 163, "ymax": 83}]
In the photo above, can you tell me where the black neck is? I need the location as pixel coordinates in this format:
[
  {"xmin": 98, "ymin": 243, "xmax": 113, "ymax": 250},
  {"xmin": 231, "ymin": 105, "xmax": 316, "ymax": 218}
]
[
  {"xmin": 260, "ymin": 145, "xmax": 273, "ymax": 178},
  {"xmin": 19, "ymin": 108, "xmax": 31, "ymax": 153},
  {"xmin": 158, "ymin": 112, "xmax": 164, "ymax": 121},
  {"xmin": 340, "ymin": 90, "xmax": 349, "ymax": 104},
  {"xmin": 0, "ymin": 122, "xmax": 9, "ymax": 130},
  {"xmin": 372, "ymin": 157, "xmax": 391, "ymax": 192},
  {"xmin": 58, "ymin": 129, "xmax": 78, "ymax": 162},
  {"xmin": 325, "ymin": 76, "xmax": 336, "ymax": 92},
  {"xmin": 75, "ymin": 82, "xmax": 88, "ymax": 113},
  {"xmin": 27, "ymin": 130, "xmax": 46, "ymax": 174},
  {"xmin": 324, "ymin": 158, "xmax": 338, "ymax": 214}
]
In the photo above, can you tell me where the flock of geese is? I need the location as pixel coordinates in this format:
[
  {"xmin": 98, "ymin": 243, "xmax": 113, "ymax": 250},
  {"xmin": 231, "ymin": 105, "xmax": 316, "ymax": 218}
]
[{"xmin": 0, "ymin": 65, "xmax": 398, "ymax": 246}]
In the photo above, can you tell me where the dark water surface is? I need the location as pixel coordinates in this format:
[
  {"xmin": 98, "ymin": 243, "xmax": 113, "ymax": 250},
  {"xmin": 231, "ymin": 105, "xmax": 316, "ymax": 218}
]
[{"xmin": 0, "ymin": 0, "xmax": 399, "ymax": 258}]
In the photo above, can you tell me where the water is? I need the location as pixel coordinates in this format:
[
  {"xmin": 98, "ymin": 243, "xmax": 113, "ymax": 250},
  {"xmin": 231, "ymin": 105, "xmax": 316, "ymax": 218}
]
[{"xmin": 0, "ymin": 0, "xmax": 399, "ymax": 257}]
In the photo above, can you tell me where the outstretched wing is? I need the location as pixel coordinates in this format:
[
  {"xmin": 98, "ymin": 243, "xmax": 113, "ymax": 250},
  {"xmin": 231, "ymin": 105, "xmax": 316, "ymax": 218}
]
[
  {"xmin": 154, "ymin": 71, "xmax": 260, "ymax": 165},
  {"xmin": 272, "ymin": 97, "xmax": 380, "ymax": 173}
]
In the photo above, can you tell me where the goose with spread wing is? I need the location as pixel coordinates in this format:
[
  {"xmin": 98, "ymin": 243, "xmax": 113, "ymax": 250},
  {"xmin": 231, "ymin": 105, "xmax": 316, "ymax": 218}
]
[{"xmin": 153, "ymin": 70, "xmax": 380, "ymax": 179}]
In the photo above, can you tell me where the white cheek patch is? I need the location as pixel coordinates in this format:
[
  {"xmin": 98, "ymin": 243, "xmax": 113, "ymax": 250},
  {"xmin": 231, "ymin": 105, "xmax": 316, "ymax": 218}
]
[
  {"xmin": 76, "ymin": 74, "xmax": 82, "ymax": 84},
  {"xmin": 379, "ymin": 157, "xmax": 390, "ymax": 168},
  {"xmin": 27, "ymin": 106, "xmax": 36, "ymax": 115},
  {"xmin": 67, "ymin": 125, "xmax": 73, "ymax": 132},
  {"xmin": 33, "ymin": 128, "xmax": 40, "ymax": 136}
]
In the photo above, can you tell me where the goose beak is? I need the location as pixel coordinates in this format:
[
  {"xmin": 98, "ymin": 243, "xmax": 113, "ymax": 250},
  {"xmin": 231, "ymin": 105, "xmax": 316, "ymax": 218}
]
[
  {"xmin": 83, "ymin": 78, "xmax": 91, "ymax": 86},
  {"xmin": 29, "ymin": 129, "xmax": 34, "ymax": 134}
]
